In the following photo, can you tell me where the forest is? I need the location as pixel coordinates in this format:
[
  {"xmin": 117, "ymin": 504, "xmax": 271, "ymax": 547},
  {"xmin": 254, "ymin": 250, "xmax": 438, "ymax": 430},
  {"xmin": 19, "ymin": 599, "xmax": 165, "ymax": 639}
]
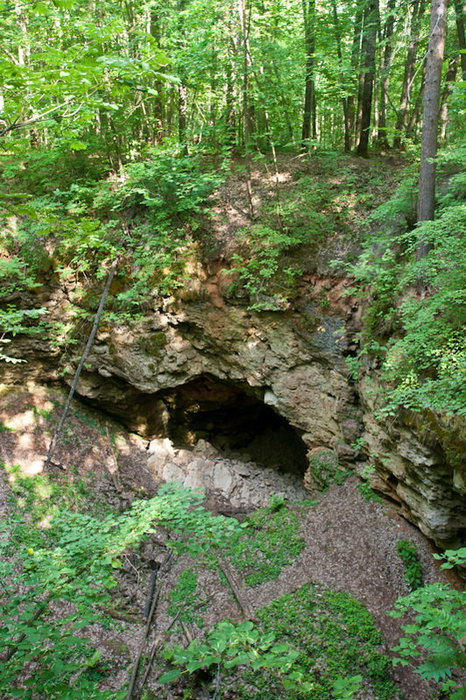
[{"xmin": 0, "ymin": 0, "xmax": 466, "ymax": 698}]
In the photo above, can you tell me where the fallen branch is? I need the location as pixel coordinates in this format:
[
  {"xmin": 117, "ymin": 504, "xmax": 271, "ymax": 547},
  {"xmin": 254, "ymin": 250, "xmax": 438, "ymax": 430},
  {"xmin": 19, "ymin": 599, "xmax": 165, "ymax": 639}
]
[
  {"xmin": 217, "ymin": 557, "xmax": 255, "ymax": 621},
  {"xmin": 45, "ymin": 257, "xmax": 118, "ymax": 469},
  {"xmin": 97, "ymin": 606, "xmax": 142, "ymax": 625},
  {"xmin": 125, "ymin": 550, "xmax": 174, "ymax": 700},
  {"xmin": 138, "ymin": 610, "xmax": 183, "ymax": 694}
]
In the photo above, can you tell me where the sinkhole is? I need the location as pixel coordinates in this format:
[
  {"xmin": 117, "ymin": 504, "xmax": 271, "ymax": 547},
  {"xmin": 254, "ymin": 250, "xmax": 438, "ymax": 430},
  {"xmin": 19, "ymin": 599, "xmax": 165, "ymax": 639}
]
[{"xmin": 159, "ymin": 374, "xmax": 309, "ymax": 476}]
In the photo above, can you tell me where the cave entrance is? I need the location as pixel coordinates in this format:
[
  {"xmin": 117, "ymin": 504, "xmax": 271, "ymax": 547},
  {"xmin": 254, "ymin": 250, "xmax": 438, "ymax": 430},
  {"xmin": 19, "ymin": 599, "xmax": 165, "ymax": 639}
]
[{"xmin": 160, "ymin": 374, "xmax": 309, "ymax": 476}]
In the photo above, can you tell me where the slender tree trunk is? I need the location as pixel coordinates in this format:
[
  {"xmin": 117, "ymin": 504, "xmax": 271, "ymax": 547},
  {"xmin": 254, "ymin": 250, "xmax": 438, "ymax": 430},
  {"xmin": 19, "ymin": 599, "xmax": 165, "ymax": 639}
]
[
  {"xmin": 331, "ymin": 0, "xmax": 351, "ymax": 152},
  {"xmin": 417, "ymin": 0, "xmax": 448, "ymax": 253},
  {"xmin": 453, "ymin": 0, "xmax": 466, "ymax": 78},
  {"xmin": 239, "ymin": 0, "xmax": 254, "ymax": 217},
  {"xmin": 440, "ymin": 56, "xmax": 458, "ymax": 140},
  {"xmin": 357, "ymin": 0, "xmax": 379, "ymax": 157},
  {"xmin": 348, "ymin": 3, "xmax": 364, "ymax": 149},
  {"xmin": 301, "ymin": 0, "xmax": 316, "ymax": 148},
  {"xmin": 177, "ymin": 0, "xmax": 188, "ymax": 152},
  {"xmin": 378, "ymin": 0, "xmax": 396, "ymax": 148},
  {"xmin": 225, "ymin": 37, "xmax": 236, "ymax": 146},
  {"xmin": 406, "ymin": 63, "xmax": 426, "ymax": 138},
  {"xmin": 393, "ymin": 0, "xmax": 426, "ymax": 148},
  {"xmin": 149, "ymin": 10, "xmax": 164, "ymax": 142}
]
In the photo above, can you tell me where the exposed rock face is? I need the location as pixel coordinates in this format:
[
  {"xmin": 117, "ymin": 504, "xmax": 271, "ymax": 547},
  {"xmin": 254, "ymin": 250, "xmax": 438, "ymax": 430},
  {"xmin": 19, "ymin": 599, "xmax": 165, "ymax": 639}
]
[
  {"xmin": 146, "ymin": 438, "xmax": 308, "ymax": 509},
  {"xmin": 2, "ymin": 275, "xmax": 466, "ymax": 548},
  {"xmin": 77, "ymin": 296, "xmax": 358, "ymax": 460},
  {"xmin": 360, "ymin": 377, "xmax": 466, "ymax": 549}
]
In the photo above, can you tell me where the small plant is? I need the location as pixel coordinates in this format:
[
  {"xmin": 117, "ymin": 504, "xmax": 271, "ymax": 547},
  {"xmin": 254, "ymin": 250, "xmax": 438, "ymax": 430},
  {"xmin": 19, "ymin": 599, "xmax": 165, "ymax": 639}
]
[
  {"xmin": 159, "ymin": 620, "xmax": 310, "ymax": 694},
  {"xmin": 227, "ymin": 225, "xmax": 305, "ymax": 310},
  {"xmin": 389, "ymin": 548, "xmax": 466, "ymax": 699},
  {"xmin": 168, "ymin": 568, "xmax": 206, "ymax": 627},
  {"xmin": 332, "ymin": 674, "xmax": 363, "ymax": 699},
  {"xmin": 226, "ymin": 500, "xmax": 305, "ymax": 585},
  {"xmin": 396, "ymin": 539, "xmax": 423, "ymax": 591},
  {"xmin": 357, "ymin": 465, "xmax": 383, "ymax": 503},
  {"xmin": 241, "ymin": 584, "xmax": 396, "ymax": 700}
]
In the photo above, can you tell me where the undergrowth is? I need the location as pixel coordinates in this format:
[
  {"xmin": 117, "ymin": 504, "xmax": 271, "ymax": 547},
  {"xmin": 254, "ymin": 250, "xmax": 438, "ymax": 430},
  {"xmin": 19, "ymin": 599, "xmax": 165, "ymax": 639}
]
[
  {"xmin": 396, "ymin": 539, "xmax": 423, "ymax": 591},
  {"xmin": 346, "ymin": 145, "xmax": 466, "ymax": 418},
  {"xmin": 225, "ymin": 498, "xmax": 306, "ymax": 585},
  {"xmin": 235, "ymin": 584, "xmax": 397, "ymax": 700}
]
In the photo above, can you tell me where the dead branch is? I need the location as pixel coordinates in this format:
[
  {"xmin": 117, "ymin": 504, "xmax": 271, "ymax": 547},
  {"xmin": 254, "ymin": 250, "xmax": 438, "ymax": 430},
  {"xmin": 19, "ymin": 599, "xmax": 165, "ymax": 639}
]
[
  {"xmin": 217, "ymin": 556, "xmax": 255, "ymax": 620},
  {"xmin": 44, "ymin": 257, "xmax": 118, "ymax": 469}
]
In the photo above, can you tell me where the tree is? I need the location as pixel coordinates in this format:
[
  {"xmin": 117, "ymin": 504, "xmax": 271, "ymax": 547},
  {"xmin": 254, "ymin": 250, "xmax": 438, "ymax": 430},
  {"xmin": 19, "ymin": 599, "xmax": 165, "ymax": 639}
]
[
  {"xmin": 356, "ymin": 0, "xmax": 379, "ymax": 157},
  {"xmin": 301, "ymin": 0, "xmax": 316, "ymax": 147},
  {"xmin": 416, "ymin": 0, "xmax": 448, "ymax": 237},
  {"xmin": 393, "ymin": 0, "xmax": 426, "ymax": 149}
]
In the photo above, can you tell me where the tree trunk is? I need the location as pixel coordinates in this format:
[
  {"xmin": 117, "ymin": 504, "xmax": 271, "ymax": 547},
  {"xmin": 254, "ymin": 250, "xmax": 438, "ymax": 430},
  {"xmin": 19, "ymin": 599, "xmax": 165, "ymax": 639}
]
[
  {"xmin": 393, "ymin": 0, "xmax": 426, "ymax": 148},
  {"xmin": 417, "ymin": 0, "xmax": 448, "ymax": 249},
  {"xmin": 357, "ymin": 0, "xmax": 379, "ymax": 157},
  {"xmin": 331, "ymin": 0, "xmax": 351, "ymax": 152},
  {"xmin": 301, "ymin": 0, "xmax": 316, "ymax": 148},
  {"xmin": 377, "ymin": 0, "xmax": 396, "ymax": 148},
  {"xmin": 439, "ymin": 56, "xmax": 458, "ymax": 140},
  {"xmin": 347, "ymin": 3, "xmax": 364, "ymax": 150},
  {"xmin": 453, "ymin": 0, "xmax": 466, "ymax": 78},
  {"xmin": 239, "ymin": 0, "xmax": 254, "ymax": 217},
  {"xmin": 149, "ymin": 10, "xmax": 164, "ymax": 143},
  {"xmin": 177, "ymin": 0, "xmax": 188, "ymax": 151}
]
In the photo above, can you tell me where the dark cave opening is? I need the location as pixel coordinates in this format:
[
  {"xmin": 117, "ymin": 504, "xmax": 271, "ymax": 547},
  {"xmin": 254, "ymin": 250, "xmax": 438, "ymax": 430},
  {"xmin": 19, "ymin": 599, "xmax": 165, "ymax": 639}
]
[{"xmin": 159, "ymin": 374, "xmax": 309, "ymax": 476}]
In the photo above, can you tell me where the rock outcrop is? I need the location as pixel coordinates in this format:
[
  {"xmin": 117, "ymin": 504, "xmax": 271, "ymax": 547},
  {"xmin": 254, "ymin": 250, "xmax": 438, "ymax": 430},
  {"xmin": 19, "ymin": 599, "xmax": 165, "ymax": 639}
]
[
  {"xmin": 2, "ymin": 273, "xmax": 466, "ymax": 549},
  {"xmin": 361, "ymin": 377, "xmax": 466, "ymax": 549}
]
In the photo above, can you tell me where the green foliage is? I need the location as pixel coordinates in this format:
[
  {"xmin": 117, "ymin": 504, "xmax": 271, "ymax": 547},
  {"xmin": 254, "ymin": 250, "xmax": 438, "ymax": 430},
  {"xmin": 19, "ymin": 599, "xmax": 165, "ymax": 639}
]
[
  {"xmin": 0, "ymin": 482, "xmax": 239, "ymax": 698},
  {"xmin": 358, "ymin": 465, "xmax": 382, "ymax": 503},
  {"xmin": 226, "ymin": 500, "xmax": 305, "ymax": 585},
  {"xmin": 159, "ymin": 619, "xmax": 308, "ymax": 691},
  {"xmin": 4, "ymin": 462, "xmax": 109, "ymax": 525},
  {"xmin": 0, "ymin": 239, "xmax": 49, "ymax": 362},
  {"xmin": 347, "ymin": 148, "xmax": 466, "ymax": 418},
  {"xmin": 396, "ymin": 539, "xmax": 423, "ymax": 591},
  {"xmin": 332, "ymin": 675, "xmax": 363, "ymax": 699},
  {"xmin": 168, "ymin": 568, "xmax": 206, "ymax": 627},
  {"xmin": 238, "ymin": 584, "xmax": 396, "ymax": 699},
  {"xmin": 389, "ymin": 548, "xmax": 466, "ymax": 699},
  {"xmin": 159, "ymin": 584, "xmax": 392, "ymax": 700},
  {"xmin": 93, "ymin": 148, "xmax": 220, "ymax": 226},
  {"xmin": 228, "ymin": 225, "xmax": 305, "ymax": 310},
  {"xmin": 0, "ymin": 306, "xmax": 48, "ymax": 363},
  {"xmin": 433, "ymin": 547, "xmax": 466, "ymax": 569},
  {"xmin": 307, "ymin": 449, "xmax": 346, "ymax": 490}
]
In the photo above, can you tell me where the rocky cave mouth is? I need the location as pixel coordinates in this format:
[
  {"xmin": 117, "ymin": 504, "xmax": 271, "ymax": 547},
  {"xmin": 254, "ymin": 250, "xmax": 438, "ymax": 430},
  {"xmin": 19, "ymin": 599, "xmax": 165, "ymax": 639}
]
[{"xmin": 159, "ymin": 374, "xmax": 309, "ymax": 476}]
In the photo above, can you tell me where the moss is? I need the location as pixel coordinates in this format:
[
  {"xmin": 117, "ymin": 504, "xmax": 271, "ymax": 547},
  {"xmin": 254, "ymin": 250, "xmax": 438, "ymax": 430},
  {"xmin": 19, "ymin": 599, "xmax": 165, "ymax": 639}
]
[
  {"xmin": 235, "ymin": 584, "xmax": 396, "ymax": 699},
  {"xmin": 226, "ymin": 501, "xmax": 306, "ymax": 586},
  {"xmin": 308, "ymin": 449, "xmax": 340, "ymax": 490},
  {"xmin": 137, "ymin": 331, "xmax": 166, "ymax": 354}
]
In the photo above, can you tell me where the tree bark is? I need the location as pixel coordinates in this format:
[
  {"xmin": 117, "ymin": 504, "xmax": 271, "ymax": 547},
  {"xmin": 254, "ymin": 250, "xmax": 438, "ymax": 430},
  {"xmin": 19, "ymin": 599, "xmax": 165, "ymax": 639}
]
[
  {"xmin": 331, "ymin": 0, "xmax": 351, "ymax": 152},
  {"xmin": 417, "ymin": 0, "xmax": 448, "ymax": 257},
  {"xmin": 357, "ymin": 0, "xmax": 379, "ymax": 157},
  {"xmin": 239, "ymin": 0, "xmax": 255, "ymax": 217},
  {"xmin": 439, "ymin": 56, "xmax": 458, "ymax": 140},
  {"xmin": 348, "ymin": 3, "xmax": 364, "ymax": 149},
  {"xmin": 301, "ymin": 0, "xmax": 316, "ymax": 148},
  {"xmin": 377, "ymin": 0, "xmax": 396, "ymax": 148},
  {"xmin": 393, "ymin": 0, "xmax": 426, "ymax": 148},
  {"xmin": 453, "ymin": 0, "xmax": 466, "ymax": 78}
]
